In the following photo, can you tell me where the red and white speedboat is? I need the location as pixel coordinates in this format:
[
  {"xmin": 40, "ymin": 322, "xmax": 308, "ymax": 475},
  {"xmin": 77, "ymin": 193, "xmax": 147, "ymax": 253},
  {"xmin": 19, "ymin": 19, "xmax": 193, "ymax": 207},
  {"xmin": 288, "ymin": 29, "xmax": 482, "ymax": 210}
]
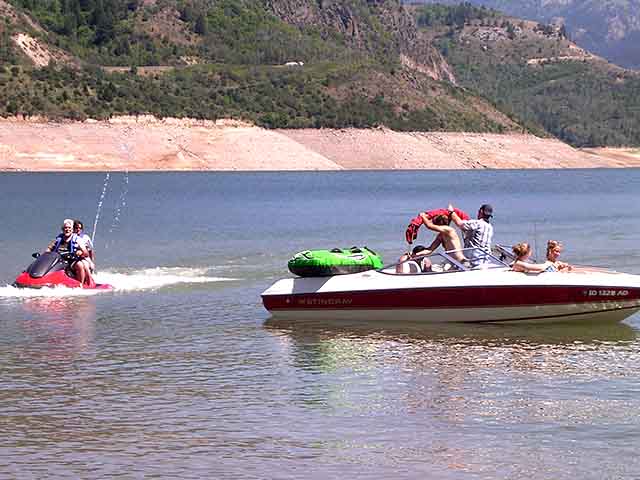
[{"xmin": 262, "ymin": 248, "xmax": 640, "ymax": 323}]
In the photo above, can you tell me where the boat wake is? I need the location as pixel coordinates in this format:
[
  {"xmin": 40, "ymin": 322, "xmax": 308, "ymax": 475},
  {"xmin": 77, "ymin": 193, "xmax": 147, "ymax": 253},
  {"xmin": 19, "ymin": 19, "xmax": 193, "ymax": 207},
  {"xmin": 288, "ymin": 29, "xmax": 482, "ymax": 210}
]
[
  {"xmin": 0, "ymin": 266, "xmax": 236, "ymax": 297},
  {"xmin": 98, "ymin": 266, "xmax": 236, "ymax": 291}
]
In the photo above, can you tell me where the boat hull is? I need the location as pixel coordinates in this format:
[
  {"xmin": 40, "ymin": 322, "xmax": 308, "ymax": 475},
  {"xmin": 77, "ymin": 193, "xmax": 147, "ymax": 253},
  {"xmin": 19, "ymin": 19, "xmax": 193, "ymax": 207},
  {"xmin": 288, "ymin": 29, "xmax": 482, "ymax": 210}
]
[
  {"xmin": 262, "ymin": 269, "xmax": 640, "ymax": 324},
  {"xmin": 262, "ymin": 302, "xmax": 640, "ymax": 324}
]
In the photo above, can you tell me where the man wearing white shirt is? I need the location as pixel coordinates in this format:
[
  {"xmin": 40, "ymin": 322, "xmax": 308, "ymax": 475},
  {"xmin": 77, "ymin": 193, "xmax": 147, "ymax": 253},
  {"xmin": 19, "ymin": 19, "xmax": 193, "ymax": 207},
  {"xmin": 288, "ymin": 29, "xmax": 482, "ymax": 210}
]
[{"xmin": 448, "ymin": 203, "xmax": 494, "ymax": 266}]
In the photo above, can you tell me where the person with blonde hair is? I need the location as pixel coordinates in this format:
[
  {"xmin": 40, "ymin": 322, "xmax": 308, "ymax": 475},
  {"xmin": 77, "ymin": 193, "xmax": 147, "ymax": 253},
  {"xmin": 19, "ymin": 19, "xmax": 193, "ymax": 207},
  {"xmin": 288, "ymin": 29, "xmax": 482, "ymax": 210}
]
[
  {"xmin": 546, "ymin": 240, "xmax": 572, "ymax": 271},
  {"xmin": 511, "ymin": 242, "xmax": 557, "ymax": 273}
]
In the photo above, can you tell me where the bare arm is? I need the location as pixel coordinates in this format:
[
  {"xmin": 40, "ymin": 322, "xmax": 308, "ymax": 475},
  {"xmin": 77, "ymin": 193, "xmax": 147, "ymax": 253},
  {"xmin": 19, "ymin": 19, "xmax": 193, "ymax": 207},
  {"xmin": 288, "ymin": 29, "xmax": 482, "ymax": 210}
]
[
  {"xmin": 87, "ymin": 237, "xmax": 95, "ymax": 262},
  {"xmin": 420, "ymin": 213, "xmax": 449, "ymax": 234},
  {"xmin": 447, "ymin": 204, "xmax": 465, "ymax": 228},
  {"xmin": 75, "ymin": 244, "xmax": 89, "ymax": 259},
  {"xmin": 424, "ymin": 235, "xmax": 442, "ymax": 254},
  {"xmin": 513, "ymin": 260, "xmax": 551, "ymax": 273},
  {"xmin": 45, "ymin": 239, "xmax": 56, "ymax": 252}
]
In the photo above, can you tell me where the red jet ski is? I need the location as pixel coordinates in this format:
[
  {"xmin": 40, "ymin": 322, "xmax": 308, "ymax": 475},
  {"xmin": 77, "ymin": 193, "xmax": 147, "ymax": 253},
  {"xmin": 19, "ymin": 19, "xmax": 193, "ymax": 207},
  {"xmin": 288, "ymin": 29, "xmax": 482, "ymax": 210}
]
[{"xmin": 13, "ymin": 252, "xmax": 113, "ymax": 290}]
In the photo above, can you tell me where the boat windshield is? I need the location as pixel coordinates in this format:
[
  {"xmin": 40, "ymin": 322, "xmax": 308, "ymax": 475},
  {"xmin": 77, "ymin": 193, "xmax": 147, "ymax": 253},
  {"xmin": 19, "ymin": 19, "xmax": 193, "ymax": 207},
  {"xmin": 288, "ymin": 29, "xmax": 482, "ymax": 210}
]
[
  {"xmin": 381, "ymin": 247, "xmax": 510, "ymax": 275},
  {"xmin": 493, "ymin": 244, "xmax": 541, "ymax": 264},
  {"xmin": 493, "ymin": 244, "xmax": 516, "ymax": 263},
  {"xmin": 458, "ymin": 247, "xmax": 512, "ymax": 269}
]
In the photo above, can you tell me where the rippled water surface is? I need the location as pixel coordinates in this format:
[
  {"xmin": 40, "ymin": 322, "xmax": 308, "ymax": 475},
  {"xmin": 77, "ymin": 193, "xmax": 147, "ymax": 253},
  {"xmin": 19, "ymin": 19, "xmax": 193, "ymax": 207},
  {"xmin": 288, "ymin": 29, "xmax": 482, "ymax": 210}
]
[{"xmin": 2, "ymin": 170, "xmax": 640, "ymax": 479}]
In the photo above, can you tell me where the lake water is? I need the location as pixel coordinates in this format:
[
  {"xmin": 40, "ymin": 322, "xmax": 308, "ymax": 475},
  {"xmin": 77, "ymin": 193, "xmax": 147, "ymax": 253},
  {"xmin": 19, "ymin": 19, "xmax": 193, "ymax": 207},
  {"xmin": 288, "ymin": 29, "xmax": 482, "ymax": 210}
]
[{"xmin": 2, "ymin": 170, "xmax": 640, "ymax": 479}]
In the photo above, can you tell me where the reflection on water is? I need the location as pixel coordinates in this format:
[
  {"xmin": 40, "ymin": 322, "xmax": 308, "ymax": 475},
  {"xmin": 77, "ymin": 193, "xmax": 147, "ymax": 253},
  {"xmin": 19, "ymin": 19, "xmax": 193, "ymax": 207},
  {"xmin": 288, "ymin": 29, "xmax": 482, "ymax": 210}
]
[
  {"xmin": 264, "ymin": 315, "xmax": 640, "ymax": 410},
  {"xmin": 264, "ymin": 318, "xmax": 640, "ymax": 402},
  {"xmin": 265, "ymin": 316, "xmax": 640, "ymax": 347},
  {"xmin": 19, "ymin": 296, "xmax": 96, "ymax": 361},
  {"xmin": 263, "ymin": 316, "xmax": 640, "ymax": 478},
  {"xmin": 265, "ymin": 317, "xmax": 640, "ymax": 387}
]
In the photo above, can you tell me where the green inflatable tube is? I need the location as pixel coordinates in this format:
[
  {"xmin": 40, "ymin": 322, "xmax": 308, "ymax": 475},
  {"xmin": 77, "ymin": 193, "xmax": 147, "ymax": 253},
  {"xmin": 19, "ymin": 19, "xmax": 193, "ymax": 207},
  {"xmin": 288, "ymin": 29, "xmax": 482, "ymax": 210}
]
[{"xmin": 288, "ymin": 246, "xmax": 383, "ymax": 277}]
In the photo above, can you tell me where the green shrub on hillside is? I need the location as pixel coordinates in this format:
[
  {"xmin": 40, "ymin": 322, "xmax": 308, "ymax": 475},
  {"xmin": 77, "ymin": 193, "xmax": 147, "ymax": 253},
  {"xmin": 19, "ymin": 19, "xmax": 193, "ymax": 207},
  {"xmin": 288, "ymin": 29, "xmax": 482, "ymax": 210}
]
[
  {"xmin": 444, "ymin": 41, "xmax": 640, "ymax": 146},
  {"xmin": 1, "ymin": 0, "xmax": 517, "ymax": 136},
  {"xmin": 0, "ymin": 61, "xmax": 506, "ymax": 133},
  {"xmin": 414, "ymin": 2, "xmax": 498, "ymax": 28},
  {"xmin": 7, "ymin": 0, "xmax": 364, "ymax": 66},
  {"xmin": 418, "ymin": 4, "xmax": 640, "ymax": 147}
]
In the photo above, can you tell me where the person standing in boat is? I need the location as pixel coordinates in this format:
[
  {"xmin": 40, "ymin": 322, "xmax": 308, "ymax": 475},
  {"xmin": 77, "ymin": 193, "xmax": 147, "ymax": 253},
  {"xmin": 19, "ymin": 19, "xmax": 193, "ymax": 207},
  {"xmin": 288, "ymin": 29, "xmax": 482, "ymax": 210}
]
[
  {"xmin": 405, "ymin": 207, "xmax": 469, "ymax": 245},
  {"xmin": 45, "ymin": 218, "xmax": 93, "ymax": 287},
  {"xmin": 418, "ymin": 213, "xmax": 468, "ymax": 263},
  {"xmin": 448, "ymin": 203, "xmax": 494, "ymax": 266},
  {"xmin": 397, "ymin": 214, "xmax": 468, "ymax": 272}
]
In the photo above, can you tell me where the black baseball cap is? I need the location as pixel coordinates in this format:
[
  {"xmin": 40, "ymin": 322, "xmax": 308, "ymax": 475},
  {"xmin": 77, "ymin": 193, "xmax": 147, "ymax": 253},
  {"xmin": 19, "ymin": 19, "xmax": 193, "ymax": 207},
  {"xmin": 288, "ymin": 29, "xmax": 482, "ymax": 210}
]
[
  {"xmin": 412, "ymin": 245, "xmax": 427, "ymax": 255},
  {"xmin": 480, "ymin": 204, "xmax": 493, "ymax": 218}
]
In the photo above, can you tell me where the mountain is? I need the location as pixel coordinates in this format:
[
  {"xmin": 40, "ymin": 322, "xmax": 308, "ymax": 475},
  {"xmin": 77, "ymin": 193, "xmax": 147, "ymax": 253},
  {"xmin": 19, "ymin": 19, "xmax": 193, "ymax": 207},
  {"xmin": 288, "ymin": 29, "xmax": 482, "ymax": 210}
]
[
  {"xmin": 408, "ymin": 0, "xmax": 640, "ymax": 69},
  {"xmin": 408, "ymin": 3, "xmax": 640, "ymax": 146},
  {"xmin": 0, "ymin": 0, "xmax": 520, "ymax": 133},
  {"xmin": 2, "ymin": 0, "xmax": 639, "ymax": 148}
]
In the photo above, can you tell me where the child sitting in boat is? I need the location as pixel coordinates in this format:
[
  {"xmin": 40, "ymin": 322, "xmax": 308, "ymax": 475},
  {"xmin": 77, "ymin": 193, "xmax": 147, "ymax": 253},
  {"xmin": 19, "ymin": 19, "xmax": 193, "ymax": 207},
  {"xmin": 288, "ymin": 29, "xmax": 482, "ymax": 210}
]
[
  {"xmin": 512, "ymin": 242, "xmax": 558, "ymax": 273},
  {"xmin": 546, "ymin": 240, "xmax": 573, "ymax": 271}
]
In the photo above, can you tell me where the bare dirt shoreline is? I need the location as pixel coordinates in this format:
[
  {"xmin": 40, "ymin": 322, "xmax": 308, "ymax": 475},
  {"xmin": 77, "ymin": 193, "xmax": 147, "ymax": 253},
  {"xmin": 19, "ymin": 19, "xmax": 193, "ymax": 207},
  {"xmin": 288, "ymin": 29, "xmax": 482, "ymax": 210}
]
[{"xmin": 1, "ymin": 117, "xmax": 639, "ymax": 171}]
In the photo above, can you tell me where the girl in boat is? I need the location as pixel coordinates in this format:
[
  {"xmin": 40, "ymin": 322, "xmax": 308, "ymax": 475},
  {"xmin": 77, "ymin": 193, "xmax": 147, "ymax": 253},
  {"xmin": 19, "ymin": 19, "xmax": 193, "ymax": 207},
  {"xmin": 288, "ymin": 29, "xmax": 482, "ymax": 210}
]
[
  {"xmin": 511, "ymin": 242, "xmax": 558, "ymax": 273},
  {"xmin": 546, "ymin": 240, "xmax": 572, "ymax": 271}
]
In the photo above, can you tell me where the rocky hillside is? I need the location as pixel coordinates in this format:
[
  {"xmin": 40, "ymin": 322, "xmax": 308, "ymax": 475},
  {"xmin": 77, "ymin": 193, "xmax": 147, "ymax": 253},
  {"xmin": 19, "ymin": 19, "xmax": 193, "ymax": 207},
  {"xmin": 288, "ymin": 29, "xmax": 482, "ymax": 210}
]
[
  {"xmin": 3, "ymin": 117, "xmax": 638, "ymax": 171},
  {"xmin": 2, "ymin": 0, "xmax": 639, "ymax": 148},
  {"xmin": 407, "ymin": 3, "xmax": 640, "ymax": 147},
  {"xmin": 410, "ymin": 0, "xmax": 640, "ymax": 69},
  {"xmin": 267, "ymin": 0, "xmax": 456, "ymax": 82},
  {"xmin": 0, "ymin": 0, "xmax": 521, "ymax": 134}
]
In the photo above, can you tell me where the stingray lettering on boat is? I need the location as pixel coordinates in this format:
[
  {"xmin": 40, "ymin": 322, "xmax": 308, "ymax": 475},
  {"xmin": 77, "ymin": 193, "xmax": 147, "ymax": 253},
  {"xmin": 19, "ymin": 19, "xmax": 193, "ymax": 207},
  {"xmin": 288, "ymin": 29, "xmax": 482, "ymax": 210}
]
[{"xmin": 296, "ymin": 297, "xmax": 354, "ymax": 306}]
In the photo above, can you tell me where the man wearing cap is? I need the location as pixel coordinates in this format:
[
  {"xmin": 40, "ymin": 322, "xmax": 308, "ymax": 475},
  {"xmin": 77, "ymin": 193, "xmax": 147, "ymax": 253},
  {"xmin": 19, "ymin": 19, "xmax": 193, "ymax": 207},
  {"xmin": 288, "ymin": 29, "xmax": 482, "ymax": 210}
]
[
  {"xmin": 45, "ymin": 218, "xmax": 93, "ymax": 286},
  {"xmin": 448, "ymin": 203, "xmax": 494, "ymax": 266}
]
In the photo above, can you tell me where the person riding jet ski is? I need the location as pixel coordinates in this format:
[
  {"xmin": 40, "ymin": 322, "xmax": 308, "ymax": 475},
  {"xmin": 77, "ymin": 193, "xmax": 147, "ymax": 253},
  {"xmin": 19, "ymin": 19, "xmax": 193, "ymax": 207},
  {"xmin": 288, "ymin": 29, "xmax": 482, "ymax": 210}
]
[
  {"xmin": 73, "ymin": 219, "xmax": 95, "ymax": 274},
  {"xmin": 45, "ymin": 218, "xmax": 94, "ymax": 287}
]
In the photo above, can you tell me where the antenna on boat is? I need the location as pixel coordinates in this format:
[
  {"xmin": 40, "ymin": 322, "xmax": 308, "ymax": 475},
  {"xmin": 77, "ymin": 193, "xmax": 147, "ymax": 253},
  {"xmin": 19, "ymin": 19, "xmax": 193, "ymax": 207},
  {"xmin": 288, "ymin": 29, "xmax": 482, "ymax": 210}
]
[{"xmin": 533, "ymin": 221, "xmax": 539, "ymax": 261}]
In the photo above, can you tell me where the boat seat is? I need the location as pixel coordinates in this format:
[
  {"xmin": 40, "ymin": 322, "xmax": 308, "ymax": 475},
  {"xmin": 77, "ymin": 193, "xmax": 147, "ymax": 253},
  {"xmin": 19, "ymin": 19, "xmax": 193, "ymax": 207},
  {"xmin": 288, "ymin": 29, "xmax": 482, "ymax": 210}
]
[{"xmin": 396, "ymin": 260, "xmax": 421, "ymax": 274}]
